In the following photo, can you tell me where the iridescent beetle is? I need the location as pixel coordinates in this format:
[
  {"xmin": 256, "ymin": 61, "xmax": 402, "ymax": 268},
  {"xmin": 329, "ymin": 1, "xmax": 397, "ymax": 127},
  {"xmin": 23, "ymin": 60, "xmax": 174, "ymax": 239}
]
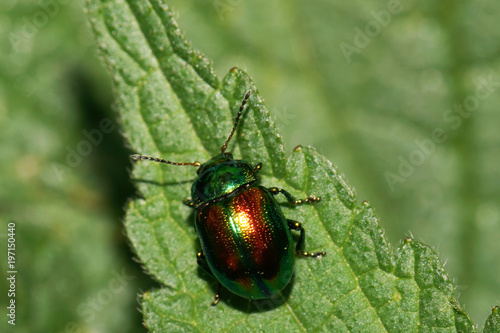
[{"xmin": 132, "ymin": 91, "xmax": 325, "ymax": 305}]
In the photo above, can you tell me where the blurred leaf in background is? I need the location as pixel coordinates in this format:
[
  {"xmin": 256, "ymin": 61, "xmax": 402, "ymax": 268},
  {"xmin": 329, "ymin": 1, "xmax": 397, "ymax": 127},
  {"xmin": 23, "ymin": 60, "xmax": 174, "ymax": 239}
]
[
  {"xmin": 1, "ymin": 0, "xmax": 499, "ymax": 331},
  {"xmin": 0, "ymin": 0, "xmax": 150, "ymax": 332}
]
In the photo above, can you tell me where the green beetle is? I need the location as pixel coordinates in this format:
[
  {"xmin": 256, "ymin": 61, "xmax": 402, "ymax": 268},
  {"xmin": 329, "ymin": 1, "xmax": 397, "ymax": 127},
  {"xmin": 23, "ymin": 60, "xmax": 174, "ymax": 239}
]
[{"xmin": 132, "ymin": 91, "xmax": 325, "ymax": 305}]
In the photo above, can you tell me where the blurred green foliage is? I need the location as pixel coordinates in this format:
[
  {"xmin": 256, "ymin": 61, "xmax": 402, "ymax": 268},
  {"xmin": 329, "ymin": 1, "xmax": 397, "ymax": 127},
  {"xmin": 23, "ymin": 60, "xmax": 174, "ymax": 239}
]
[
  {"xmin": 0, "ymin": 0, "xmax": 150, "ymax": 332},
  {"xmin": 1, "ymin": 0, "xmax": 499, "ymax": 331}
]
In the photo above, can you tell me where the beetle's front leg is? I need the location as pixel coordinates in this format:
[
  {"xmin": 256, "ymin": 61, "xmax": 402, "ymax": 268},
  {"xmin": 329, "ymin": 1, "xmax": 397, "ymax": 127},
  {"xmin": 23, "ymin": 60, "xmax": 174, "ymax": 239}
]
[
  {"xmin": 287, "ymin": 219, "xmax": 326, "ymax": 259},
  {"xmin": 268, "ymin": 187, "xmax": 320, "ymax": 206},
  {"xmin": 196, "ymin": 251, "xmax": 222, "ymax": 306},
  {"xmin": 183, "ymin": 198, "xmax": 195, "ymax": 208}
]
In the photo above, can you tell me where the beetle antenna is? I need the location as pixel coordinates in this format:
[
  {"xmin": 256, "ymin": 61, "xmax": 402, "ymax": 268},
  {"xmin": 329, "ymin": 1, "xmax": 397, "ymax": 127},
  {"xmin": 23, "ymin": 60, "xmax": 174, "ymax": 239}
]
[
  {"xmin": 130, "ymin": 154, "xmax": 201, "ymax": 167},
  {"xmin": 220, "ymin": 90, "xmax": 251, "ymax": 153}
]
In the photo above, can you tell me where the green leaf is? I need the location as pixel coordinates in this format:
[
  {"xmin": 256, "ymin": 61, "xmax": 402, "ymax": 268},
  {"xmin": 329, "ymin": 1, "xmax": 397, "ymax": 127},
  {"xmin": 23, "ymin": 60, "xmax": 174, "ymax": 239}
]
[
  {"xmin": 161, "ymin": 2, "xmax": 500, "ymax": 326},
  {"xmin": 86, "ymin": 0, "xmax": 492, "ymax": 331},
  {"xmin": 484, "ymin": 306, "xmax": 500, "ymax": 333}
]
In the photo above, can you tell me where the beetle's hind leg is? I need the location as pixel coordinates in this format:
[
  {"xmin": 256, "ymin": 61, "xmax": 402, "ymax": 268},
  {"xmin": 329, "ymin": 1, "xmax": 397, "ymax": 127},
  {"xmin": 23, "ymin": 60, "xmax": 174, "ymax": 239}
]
[
  {"xmin": 211, "ymin": 284, "xmax": 222, "ymax": 306},
  {"xmin": 196, "ymin": 251, "xmax": 222, "ymax": 306},
  {"xmin": 287, "ymin": 220, "xmax": 326, "ymax": 258},
  {"xmin": 268, "ymin": 187, "xmax": 320, "ymax": 206}
]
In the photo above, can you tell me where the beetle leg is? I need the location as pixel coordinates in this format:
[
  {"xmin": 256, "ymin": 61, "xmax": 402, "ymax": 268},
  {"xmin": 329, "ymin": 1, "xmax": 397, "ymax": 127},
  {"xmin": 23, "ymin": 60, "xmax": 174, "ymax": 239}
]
[
  {"xmin": 183, "ymin": 198, "xmax": 195, "ymax": 208},
  {"xmin": 197, "ymin": 251, "xmax": 222, "ymax": 306},
  {"xmin": 253, "ymin": 162, "xmax": 262, "ymax": 174},
  {"xmin": 268, "ymin": 187, "xmax": 321, "ymax": 206},
  {"xmin": 196, "ymin": 251, "xmax": 212, "ymax": 275},
  {"xmin": 211, "ymin": 283, "xmax": 222, "ymax": 306},
  {"xmin": 287, "ymin": 219, "xmax": 326, "ymax": 258}
]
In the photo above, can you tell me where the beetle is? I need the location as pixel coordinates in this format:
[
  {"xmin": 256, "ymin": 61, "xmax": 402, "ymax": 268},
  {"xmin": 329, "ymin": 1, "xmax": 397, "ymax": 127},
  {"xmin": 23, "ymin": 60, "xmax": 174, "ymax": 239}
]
[{"xmin": 131, "ymin": 91, "xmax": 325, "ymax": 305}]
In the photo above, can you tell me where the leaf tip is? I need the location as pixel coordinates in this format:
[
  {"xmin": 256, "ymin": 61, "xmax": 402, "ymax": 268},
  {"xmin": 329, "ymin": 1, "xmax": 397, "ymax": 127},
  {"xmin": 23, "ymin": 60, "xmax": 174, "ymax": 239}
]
[
  {"xmin": 484, "ymin": 305, "xmax": 500, "ymax": 332},
  {"xmin": 403, "ymin": 237, "xmax": 413, "ymax": 245}
]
